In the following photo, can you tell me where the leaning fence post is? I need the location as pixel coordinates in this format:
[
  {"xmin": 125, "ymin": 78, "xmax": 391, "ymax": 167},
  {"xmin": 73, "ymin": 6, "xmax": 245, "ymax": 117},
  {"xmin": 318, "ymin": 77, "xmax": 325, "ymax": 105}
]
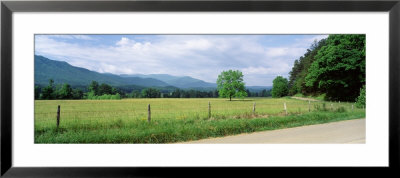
[
  {"xmin": 284, "ymin": 102, "xmax": 287, "ymax": 116},
  {"xmin": 56, "ymin": 105, "xmax": 60, "ymax": 130},
  {"xmin": 253, "ymin": 102, "xmax": 256, "ymax": 115},
  {"xmin": 208, "ymin": 101, "xmax": 211, "ymax": 119},
  {"xmin": 148, "ymin": 104, "xmax": 151, "ymax": 123}
]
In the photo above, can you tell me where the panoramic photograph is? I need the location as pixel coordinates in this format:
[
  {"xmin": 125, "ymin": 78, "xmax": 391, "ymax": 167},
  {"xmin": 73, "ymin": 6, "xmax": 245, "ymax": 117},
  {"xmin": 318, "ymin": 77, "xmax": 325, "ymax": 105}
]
[{"xmin": 34, "ymin": 34, "xmax": 366, "ymax": 144}]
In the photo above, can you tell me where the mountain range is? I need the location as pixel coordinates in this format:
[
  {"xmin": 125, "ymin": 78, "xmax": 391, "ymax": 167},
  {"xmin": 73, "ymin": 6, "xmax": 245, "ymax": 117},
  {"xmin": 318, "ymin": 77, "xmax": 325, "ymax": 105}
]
[
  {"xmin": 34, "ymin": 55, "xmax": 170, "ymax": 87},
  {"xmin": 120, "ymin": 74, "xmax": 217, "ymax": 88},
  {"xmin": 34, "ymin": 55, "xmax": 271, "ymax": 91}
]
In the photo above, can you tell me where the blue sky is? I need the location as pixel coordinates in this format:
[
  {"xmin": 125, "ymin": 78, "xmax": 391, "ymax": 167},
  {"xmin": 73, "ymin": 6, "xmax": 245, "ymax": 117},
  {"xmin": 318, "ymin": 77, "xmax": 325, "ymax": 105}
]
[{"xmin": 34, "ymin": 34, "xmax": 327, "ymax": 86}]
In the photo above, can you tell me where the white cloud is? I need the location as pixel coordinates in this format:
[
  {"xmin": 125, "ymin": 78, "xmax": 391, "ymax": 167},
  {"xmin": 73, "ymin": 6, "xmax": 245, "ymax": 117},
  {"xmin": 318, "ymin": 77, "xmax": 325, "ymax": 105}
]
[
  {"xmin": 35, "ymin": 35, "xmax": 325, "ymax": 86},
  {"xmin": 116, "ymin": 37, "xmax": 130, "ymax": 46},
  {"xmin": 183, "ymin": 39, "xmax": 212, "ymax": 50},
  {"xmin": 265, "ymin": 47, "xmax": 306, "ymax": 57},
  {"xmin": 242, "ymin": 65, "xmax": 290, "ymax": 75}
]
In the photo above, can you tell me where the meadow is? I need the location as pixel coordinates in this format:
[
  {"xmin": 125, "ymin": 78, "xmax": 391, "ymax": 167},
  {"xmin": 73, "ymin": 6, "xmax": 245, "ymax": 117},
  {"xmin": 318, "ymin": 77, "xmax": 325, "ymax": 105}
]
[{"xmin": 34, "ymin": 97, "xmax": 365, "ymax": 143}]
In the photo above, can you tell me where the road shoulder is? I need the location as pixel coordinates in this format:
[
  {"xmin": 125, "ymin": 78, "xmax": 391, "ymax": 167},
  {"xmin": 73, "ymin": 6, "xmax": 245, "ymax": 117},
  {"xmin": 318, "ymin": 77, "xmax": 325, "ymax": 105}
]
[{"xmin": 179, "ymin": 118, "xmax": 365, "ymax": 144}]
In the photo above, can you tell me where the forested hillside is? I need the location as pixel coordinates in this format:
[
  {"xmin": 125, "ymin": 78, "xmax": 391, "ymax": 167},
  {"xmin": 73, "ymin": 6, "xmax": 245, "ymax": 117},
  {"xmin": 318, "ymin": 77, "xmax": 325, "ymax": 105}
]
[
  {"xmin": 34, "ymin": 55, "xmax": 170, "ymax": 87},
  {"xmin": 288, "ymin": 34, "xmax": 365, "ymax": 101}
]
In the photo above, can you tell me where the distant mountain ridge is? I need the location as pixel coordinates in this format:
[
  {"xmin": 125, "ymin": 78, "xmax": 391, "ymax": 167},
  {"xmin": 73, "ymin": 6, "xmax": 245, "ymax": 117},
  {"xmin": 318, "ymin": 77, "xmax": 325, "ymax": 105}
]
[
  {"xmin": 34, "ymin": 55, "xmax": 271, "ymax": 91},
  {"xmin": 34, "ymin": 55, "xmax": 170, "ymax": 87},
  {"xmin": 121, "ymin": 74, "xmax": 217, "ymax": 88}
]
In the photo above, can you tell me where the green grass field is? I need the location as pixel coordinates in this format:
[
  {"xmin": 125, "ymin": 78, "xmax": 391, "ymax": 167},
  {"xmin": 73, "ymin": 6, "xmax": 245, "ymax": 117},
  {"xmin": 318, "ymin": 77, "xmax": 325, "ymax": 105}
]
[{"xmin": 34, "ymin": 97, "xmax": 365, "ymax": 143}]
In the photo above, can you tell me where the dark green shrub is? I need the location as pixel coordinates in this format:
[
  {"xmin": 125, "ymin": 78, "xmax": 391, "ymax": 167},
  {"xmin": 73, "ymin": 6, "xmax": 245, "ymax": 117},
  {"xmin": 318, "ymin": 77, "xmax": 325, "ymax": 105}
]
[
  {"xmin": 271, "ymin": 76, "xmax": 289, "ymax": 98},
  {"xmin": 355, "ymin": 85, "xmax": 366, "ymax": 108}
]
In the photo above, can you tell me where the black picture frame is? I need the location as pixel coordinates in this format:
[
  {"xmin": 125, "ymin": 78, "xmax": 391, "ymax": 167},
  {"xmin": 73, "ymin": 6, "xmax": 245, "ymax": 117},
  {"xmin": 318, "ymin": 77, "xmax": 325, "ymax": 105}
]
[{"xmin": 1, "ymin": 0, "xmax": 399, "ymax": 177}]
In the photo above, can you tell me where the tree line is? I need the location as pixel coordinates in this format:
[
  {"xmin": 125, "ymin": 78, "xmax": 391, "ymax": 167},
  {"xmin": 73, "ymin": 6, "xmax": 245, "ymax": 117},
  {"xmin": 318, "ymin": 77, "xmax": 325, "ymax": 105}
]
[
  {"xmin": 129, "ymin": 88, "xmax": 270, "ymax": 98},
  {"xmin": 35, "ymin": 79, "xmax": 271, "ymax": 100},
  {"xmin": 129, "ymin": 88, "xmax": 219, "ymax": 98},
  {"xmin": 35, "ymin": 80, "xmax": 123, "ymax": 100},
  {"xmin": 35, "ymin": 79, "xmax": 84, "ymax": 100}
]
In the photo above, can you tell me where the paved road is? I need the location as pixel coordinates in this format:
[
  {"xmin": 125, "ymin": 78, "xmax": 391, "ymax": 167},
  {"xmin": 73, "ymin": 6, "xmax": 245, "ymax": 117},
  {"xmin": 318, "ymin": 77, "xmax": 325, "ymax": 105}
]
[{"xmin": 181, "ymin": 119, "xmax": 365, "ymax": 144}]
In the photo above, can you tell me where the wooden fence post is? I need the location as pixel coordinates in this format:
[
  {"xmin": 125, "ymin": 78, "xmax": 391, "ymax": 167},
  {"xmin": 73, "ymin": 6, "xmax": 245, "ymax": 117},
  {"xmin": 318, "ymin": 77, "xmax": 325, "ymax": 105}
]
[
  {"xmin": 352, "ymin": 104, "xmax": 354, "ymax": 111},
  {"xmin": 308, "ymin": 100, "xmax": 311, "ymax": 112},
  {"xmin": 331, "ymin": 103, "xmax": 333, "ymax": 111},
  {"xmin": 56, "ymin": 105, "xmax": 60, "ymax": 130},
  {"xmin": 148, "ymin": 104, "xmax": 151, "ymax": 123},
  {"xmin": 284, "ymin": 102, "xmax": 287, "ymax": 116},
  {"xmin": 253, "ymin": 102, "xmax": 256, "ymax": 115},
  {"xmin": 208, "ymin": 101, "xmax": 211, "ymax": 119}
]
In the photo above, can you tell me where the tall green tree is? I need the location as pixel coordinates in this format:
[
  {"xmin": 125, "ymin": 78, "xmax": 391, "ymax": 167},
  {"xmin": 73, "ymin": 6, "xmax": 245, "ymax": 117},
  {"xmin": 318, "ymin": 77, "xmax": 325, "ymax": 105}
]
[
  {"xmin": 171, "ymin": 89, "xmax": 182, "ymax": 98},
  {"xmin": 111, "ymin": 87, "xmax": 118, "ymax": 95},
  {"xmin": 41, "ymin": 79, "xmax": 55, "ymax": 99},
  {"xmin": 98, "ymin": 83, "xmax": 113, "ymax": 95},
  {"xmin": 88, "ymin": 81, "xmax": 99, "ymax": 96},
  {"xmin": 72, "ymin": 88, "xmax": 84, "ymax": 99},
  {"xmin": 34, "ymin": 86, "xmax": 40, "ymax": 100},
  {"xmin": 288, "ymin": 59, "xmax": 301, "ymax": 95},
  {"xmin": 130, "ymin": 90, "xmax": 142, "ymax": 98},
  {"xmin": 271, "ymin": 76, "xmax": 289, "ymax": 98},
  {"xmin": 288, "ymin": 39, "xmax": 327, "ymax": 96},
  {"xmin": 216, "ymin": 70, "xmax": 247, "ymax": 101},
  {"xmin": 141, "ymin": 88, "xmax": 161, "ymax": 98},
  {"xmin": 305, "ymin": 34, "xmax": 365, "ymax": 101},
  {"xmin": 58, "ymin": 83, "xmax": 73, "ymax": 99}
]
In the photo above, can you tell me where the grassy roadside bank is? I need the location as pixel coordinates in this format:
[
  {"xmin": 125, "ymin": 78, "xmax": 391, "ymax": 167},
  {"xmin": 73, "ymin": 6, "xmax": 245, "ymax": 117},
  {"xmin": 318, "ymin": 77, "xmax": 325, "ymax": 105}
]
[
  {"xmin": 35, "ymin": 110, "xmax": 365, "ymax": 144},
  {"xmin": 292, "ymin": 93, "xmax": 326, "ymax": 101}
]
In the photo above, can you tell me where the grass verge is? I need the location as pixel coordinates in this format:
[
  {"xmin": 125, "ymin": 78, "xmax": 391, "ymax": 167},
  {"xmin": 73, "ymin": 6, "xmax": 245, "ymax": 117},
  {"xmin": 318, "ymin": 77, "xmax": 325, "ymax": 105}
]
[
  {"xmin": 293, "ymin": 93, "xmax": 326, "ymax": 101},
  {"xmin": 35, "ymin": 110, "xmax": 365, "ymax": 144}
]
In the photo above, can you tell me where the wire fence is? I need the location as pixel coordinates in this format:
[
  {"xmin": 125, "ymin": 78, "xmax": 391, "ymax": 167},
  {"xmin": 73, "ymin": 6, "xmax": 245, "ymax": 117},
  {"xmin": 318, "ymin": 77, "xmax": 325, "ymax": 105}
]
[{"xmin": 34, "ymin": 99, "xmax": 363, "ymax": 126}]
